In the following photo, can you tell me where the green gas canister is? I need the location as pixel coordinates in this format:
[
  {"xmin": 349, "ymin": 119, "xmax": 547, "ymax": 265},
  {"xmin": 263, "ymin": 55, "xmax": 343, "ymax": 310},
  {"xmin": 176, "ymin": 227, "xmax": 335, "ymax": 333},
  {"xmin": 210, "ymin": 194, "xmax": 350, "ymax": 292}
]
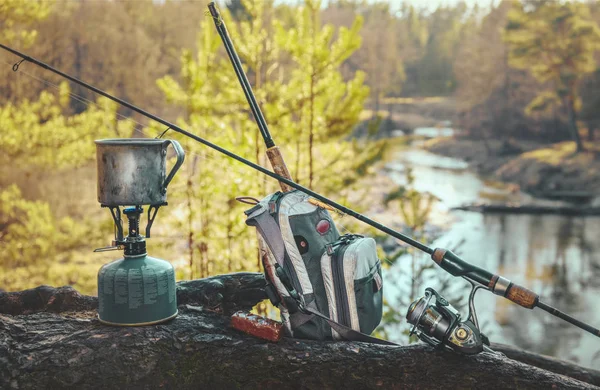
[{"xmin": 96, "ymin": 206, "xmax": 177, "ymax": 326}]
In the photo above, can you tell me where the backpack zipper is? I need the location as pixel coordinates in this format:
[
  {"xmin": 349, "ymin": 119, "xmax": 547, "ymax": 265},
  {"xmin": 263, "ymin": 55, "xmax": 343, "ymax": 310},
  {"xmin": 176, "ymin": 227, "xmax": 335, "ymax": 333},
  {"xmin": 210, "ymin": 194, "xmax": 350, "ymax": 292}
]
[{"xmin": 332, "ymin": 244, "xmax": 351, "ymax": 327}]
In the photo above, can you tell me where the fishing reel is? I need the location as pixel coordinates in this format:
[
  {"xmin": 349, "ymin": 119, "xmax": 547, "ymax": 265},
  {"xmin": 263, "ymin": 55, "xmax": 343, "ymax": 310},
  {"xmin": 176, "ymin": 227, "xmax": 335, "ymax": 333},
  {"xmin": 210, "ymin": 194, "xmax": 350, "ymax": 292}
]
[{"xmin": 406, "ymin": 287, "xmax": 491, "ymax": 355}]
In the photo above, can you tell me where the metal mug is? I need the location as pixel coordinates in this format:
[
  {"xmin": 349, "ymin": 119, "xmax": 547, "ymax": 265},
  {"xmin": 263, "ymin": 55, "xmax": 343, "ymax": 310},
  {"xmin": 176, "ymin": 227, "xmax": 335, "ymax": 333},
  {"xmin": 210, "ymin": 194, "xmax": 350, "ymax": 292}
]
[{"xmin": 96, "ymin": 138, "xmax": 185, "ymax": 206}]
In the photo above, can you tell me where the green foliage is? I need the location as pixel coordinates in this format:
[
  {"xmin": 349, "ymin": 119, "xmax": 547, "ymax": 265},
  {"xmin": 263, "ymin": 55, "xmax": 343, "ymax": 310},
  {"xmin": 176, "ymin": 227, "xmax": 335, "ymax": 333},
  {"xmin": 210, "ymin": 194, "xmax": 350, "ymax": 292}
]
[
  {"xmin": 383, "ymin": 170, "xmax": 436, "ymax": 231},
  {"xmin": 0, "ymin": 184, "xmax": 60, "ymax": 265},
  {"xmin": 0, "ymin": 184, "xmax": 100, "ymax": 291},
  {"xmin": 0, "ymin": 0, "xmax": 386, "ymax": 292},
  {"xmin": 505, "ymin": 2, "xmax": 600, "ymax": 84},
  {"xmin": 0, "ymin": 79, "xmax": 135, "ymax": 293},
  {"xmin": 274, "ymin": 0, "xmax": 369, "ymax": 186},
  {"xmin": 525, "ymin": 90, "xmax": 562, "ymax": 116},
  {"xmin": 0, "ymin": 83, "xmax": 135, "ymax": 168},
  {"xmin": 0, "ymin": 0, "xmax": 52, "ymax": 47},
  {"xmin": 401, "ymin": 4, "xmax": 471, "ymax": 97}
]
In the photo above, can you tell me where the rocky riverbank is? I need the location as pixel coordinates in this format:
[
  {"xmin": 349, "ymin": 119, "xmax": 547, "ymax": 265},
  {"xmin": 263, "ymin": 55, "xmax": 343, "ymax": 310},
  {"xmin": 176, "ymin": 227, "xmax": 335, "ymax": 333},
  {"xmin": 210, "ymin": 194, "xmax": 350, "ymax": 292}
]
[{"xmin": 423, "ymin": 137, "xmax": 600, "ymax": 204}]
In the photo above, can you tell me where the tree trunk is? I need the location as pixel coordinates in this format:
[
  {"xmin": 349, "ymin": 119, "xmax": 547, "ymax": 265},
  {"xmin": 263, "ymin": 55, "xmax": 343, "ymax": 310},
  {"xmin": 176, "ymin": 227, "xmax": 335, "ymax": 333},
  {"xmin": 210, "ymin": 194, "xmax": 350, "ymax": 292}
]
[
  {"xmin": 566, "ymin": 96, "xmax": 584, "ymax": 152},
  {"xmin": 373, "ymin": 89, "xmax": 380, "ymax": 120},
  {"xmin": 1, "ymin": 273, "xmax": 599, "ymax": 389}
]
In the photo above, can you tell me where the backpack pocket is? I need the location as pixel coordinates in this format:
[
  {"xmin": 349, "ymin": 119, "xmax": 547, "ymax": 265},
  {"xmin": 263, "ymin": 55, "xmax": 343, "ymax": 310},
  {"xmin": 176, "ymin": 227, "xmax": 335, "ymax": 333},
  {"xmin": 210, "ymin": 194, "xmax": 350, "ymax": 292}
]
[
  {"xmin": 354, "ymin": 261, "xmax": 383, "ymax": 334},
  {"xmin": 321, "ymin": 235, "xmax": 383, "ymax": 339}
]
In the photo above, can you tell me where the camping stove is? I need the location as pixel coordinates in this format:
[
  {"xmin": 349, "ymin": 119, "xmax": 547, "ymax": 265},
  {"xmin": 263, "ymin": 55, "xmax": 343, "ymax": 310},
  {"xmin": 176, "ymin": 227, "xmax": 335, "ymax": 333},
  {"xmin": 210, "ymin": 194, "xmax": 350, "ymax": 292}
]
[{"xmin": 94, "ymin": 138, "xmax": 184, "ymax": 326}]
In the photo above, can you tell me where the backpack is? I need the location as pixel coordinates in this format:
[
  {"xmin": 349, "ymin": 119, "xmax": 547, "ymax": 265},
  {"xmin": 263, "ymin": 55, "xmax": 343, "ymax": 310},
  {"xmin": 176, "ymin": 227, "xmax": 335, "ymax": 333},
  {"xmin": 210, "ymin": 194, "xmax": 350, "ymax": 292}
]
[{"xmin": 243, "ymin": 190, "xmax": 391, "ymax": 344}]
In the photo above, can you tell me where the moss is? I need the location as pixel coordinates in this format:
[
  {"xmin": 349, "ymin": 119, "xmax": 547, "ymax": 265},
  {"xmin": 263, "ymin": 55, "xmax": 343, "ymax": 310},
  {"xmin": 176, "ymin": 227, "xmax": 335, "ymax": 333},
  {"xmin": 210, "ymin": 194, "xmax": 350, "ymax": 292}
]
[{"xmin": 520, "ymin": 142, "xmax": 578, "ymax": 165}]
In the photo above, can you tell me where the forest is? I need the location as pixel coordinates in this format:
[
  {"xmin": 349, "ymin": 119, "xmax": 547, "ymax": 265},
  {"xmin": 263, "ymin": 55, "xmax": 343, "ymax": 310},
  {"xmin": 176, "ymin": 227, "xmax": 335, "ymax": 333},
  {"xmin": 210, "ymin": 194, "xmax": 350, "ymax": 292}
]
[{"xmin": 2, "ymin": 0, "xmax": 600, "ymax": 355}]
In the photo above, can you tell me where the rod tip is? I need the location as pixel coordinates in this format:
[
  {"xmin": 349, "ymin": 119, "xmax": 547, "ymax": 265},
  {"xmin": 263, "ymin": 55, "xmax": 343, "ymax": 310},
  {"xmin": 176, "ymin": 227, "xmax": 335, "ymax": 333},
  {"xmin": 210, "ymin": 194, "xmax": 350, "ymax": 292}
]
[{"xmin": 208, "ymin": 2, "xmax": 219, "ymax": 17}]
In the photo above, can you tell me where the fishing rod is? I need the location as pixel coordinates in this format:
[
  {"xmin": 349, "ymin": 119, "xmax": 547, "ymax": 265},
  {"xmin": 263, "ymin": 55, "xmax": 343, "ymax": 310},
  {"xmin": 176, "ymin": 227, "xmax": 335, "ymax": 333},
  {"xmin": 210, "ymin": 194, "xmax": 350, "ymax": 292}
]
[
  {"xmin": 208, "ymin": 3, "xmax": 293, "ymax": 193},
  {"xmin": 206, "ymin": 4, "xmax": 600, "ymax": 340},
  {"xmin": 0, "ymin": 41, "xmax": 598, "ymax": 339}
]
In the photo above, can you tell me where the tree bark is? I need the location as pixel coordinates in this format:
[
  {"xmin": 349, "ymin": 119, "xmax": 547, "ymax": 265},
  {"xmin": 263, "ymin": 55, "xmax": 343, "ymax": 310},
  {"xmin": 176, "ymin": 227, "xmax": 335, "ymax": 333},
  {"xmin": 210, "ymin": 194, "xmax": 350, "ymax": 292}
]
[
  {"xmin": 566, "ymin": 96, "xmax": 584, "ymax": 153},
  {"xmin": 1, "ymin": 273, "xmax": 599, "ymax": 389},
  {"xmin": 492, "ymin": 343, "xmax": 600, "ymax": 386}
]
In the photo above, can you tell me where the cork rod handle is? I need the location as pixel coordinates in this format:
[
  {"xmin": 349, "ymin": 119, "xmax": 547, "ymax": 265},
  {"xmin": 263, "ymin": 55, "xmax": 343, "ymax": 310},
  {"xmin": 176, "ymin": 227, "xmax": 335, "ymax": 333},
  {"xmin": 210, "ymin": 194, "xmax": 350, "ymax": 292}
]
[
  {"xmin": 505, "ymin": 283, "xmax": 539, "ymax": 309},
  {"xmin": 265, "ymin": 146, "xmax": 294, "ymax": 193}
]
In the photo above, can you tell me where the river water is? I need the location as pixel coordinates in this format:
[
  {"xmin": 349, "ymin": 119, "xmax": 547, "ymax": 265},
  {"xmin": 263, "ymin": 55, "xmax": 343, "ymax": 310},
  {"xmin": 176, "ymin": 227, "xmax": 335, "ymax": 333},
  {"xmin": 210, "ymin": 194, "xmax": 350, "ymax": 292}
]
[{"xmin": 382, "ymin": 144, "xmax": 600, "ymax": 369}]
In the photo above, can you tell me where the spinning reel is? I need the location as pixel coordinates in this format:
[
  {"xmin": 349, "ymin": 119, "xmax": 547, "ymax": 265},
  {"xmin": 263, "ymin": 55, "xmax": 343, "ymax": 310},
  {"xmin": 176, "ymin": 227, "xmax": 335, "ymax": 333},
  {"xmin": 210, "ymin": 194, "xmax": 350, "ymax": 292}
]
[{"xmin": 406, "ymin": 284, "xmax": 493, "ymax": 355}]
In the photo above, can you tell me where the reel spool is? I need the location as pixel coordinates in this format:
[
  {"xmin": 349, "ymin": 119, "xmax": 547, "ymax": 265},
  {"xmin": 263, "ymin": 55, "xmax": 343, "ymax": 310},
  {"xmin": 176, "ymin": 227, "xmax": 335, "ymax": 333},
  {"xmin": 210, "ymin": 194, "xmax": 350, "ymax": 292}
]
[{"xmin": 406, "ymin": 287, "xmax": 490, "ymax": 355}]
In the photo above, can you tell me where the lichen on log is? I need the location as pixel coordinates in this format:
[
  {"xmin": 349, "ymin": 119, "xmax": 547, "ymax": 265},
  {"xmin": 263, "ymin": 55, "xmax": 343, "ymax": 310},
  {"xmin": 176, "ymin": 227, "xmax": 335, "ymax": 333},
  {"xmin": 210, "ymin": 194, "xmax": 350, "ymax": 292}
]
[{"xmin": 1, "ymin": 272, "xmax": 598, "ymax": 389}]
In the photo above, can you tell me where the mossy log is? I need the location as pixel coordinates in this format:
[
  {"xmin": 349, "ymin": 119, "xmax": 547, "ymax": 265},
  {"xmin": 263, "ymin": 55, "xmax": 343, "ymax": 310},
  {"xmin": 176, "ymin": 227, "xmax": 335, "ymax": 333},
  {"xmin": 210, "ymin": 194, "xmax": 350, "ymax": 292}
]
[{"xmin": 1, "ymin": 272, "xmax": 599, "ymax": 389}]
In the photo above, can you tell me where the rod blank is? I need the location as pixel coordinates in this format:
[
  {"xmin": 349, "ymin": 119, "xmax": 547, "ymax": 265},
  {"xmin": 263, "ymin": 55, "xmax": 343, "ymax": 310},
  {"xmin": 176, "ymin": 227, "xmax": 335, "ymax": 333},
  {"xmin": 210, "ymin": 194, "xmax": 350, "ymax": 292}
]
[
  {"xmin": 208, "ymin": 2, "xmax": 274, "ymax": 148},
  {"xmin": 537, "ymin": 301, "xmax": 600, "ymax": 337},
  {"xmin": 1, "ymin": 41, "xmax": 598, "ymax": 339}
]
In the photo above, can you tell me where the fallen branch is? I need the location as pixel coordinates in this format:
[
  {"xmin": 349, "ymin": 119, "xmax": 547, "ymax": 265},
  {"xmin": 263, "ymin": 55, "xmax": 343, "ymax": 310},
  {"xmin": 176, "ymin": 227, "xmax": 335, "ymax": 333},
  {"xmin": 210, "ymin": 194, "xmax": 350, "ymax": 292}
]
[
  {"xmin": 492, "ymin": 343, "xmax": 600, "ymax": 386},
  {"xmin": 1, "ymin": 273, "xmax": 598, "ymax": 389},
  {"xmin": 453, "ymin": 203, "xmax": 600, "ymax": 216}
]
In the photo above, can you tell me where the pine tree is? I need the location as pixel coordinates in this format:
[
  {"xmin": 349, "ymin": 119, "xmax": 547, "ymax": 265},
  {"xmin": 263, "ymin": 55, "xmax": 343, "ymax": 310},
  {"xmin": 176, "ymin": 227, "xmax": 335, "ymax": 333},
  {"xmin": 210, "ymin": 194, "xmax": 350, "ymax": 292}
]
[
  {"xmin": 275, "ymin": 0, "xmax": 369, "ymax": 188},
  {"xmin": 0, "ymin": 84, "xmax": 135, "ymax": 292},
  {"xmin": 156, "ymin": 0, "xmax": 378, "ymax": 277},
  {"xmin": 156, "ymin": 15, "xmax": 261, "ymax": 278},
  {"xmin": 504, "ymin": 2, "xmax": 600, "ymax": 152}
]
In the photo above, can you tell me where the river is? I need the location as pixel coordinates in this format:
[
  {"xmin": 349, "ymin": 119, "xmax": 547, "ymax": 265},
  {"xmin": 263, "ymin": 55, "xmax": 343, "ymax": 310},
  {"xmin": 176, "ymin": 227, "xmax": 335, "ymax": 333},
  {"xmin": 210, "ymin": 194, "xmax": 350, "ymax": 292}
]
[{"xmin": 382, "ymin": 143, "xmax": 600, "ymax": 369}]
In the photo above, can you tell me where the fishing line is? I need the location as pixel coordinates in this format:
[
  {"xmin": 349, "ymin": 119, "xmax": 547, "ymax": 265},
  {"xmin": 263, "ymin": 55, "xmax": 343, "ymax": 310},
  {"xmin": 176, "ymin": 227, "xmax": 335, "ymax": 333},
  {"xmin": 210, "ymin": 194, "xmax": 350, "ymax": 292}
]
[
  {"xmin": 4, "ymin": 56, "xmax": 425, "ymax": 269},
  {"xmin": 5, "ymin": 66, "xmax": 240, "ymax": 187},
  {"xmin": 2, "ymin": 55, "xmax": 346, "ymax": 197},
  {"xmin": 1, "ymin": 57, "xmax": 149, "ymax": 135},
  {"xmin": 3, "ymin": 59, "xmax": 279, "ymax": 196},
  {"xmin": 2, "ymin": 51, "xmax": 401, "ymax": 275},
  {"xmin": 3, "ymin": 55, "xmax": 403, "ymax": 267}
]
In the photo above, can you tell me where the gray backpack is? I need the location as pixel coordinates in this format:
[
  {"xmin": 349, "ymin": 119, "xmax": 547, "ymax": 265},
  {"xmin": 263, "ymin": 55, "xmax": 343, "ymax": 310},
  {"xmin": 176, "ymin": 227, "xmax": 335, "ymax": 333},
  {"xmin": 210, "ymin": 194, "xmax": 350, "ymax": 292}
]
[{"xmin": 244, "ymin": 190, "xmax": 391, "ymax": 344}]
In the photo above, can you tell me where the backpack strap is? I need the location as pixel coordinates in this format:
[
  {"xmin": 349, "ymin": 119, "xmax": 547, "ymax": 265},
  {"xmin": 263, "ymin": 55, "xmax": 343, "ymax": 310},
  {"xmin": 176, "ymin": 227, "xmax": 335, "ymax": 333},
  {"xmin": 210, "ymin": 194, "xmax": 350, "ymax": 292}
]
[
  {"xmin": 247, "ymin": 205, "xmax": 302, "ymax": 312},
  {"xmin": 296, "ymin": 302, "xmax": 397, "ymax": 346},
  {"xmin": 246, "ymin": 193, "xmax": 314, "ymax": 298},
  {"xmin": 247, "ymin": 209, "xmax": 286, "ymax": 268}
]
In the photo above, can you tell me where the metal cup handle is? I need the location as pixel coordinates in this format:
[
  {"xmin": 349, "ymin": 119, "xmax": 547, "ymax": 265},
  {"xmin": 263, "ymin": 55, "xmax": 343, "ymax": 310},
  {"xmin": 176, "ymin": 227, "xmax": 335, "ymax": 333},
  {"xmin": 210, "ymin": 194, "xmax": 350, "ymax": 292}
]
[{"xmin": 162, "ymin": 139, "xmax": 185, "ymax": 194}]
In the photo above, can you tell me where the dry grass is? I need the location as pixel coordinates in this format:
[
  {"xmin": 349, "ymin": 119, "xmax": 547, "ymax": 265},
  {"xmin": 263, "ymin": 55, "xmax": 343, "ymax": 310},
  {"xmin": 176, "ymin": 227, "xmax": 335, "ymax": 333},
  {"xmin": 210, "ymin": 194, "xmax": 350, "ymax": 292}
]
[{"xmin": 520, "ymin": 142, "xmax": 595, "ymax": 165}]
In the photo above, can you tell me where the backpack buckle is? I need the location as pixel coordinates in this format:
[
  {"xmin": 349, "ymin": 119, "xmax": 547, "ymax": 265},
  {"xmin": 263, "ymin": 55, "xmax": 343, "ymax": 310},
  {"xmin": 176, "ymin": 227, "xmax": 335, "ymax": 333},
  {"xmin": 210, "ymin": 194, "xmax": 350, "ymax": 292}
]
[
  {"xmin": 273, "ymin": 264, "xmax": 304, "ymax": 314},
  {"xmin": 269, "ymin": 202, "xmax": 277, "ymax": 214},
  {"xmin": 264, "ymin": 281, "xmax": 281, "ymax": 307},
  {"xmin": 327, "ymin": 234, "xmax": 362, "ymax": 255},
  {"xmin": 274, "ymin": 264, "xmax": 299, "ymax": 300},
  {"xmin": 268, "ymin": 191, "xmax": 283, "ymax": 215},
  {"xmin": 326, "ymin": 243, "xmax": 335, "ymax": 256}
]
